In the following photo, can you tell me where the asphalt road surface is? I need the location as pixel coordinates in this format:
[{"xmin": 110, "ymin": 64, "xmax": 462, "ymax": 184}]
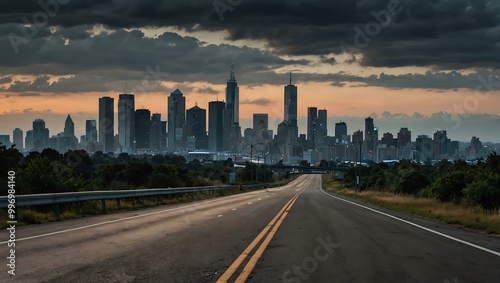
[{"xmin": 1, "ymin": 174, "xmax": 499, "ymax": 282}]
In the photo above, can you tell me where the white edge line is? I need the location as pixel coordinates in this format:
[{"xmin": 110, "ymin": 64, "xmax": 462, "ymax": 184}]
[
  {"xmin": 319, "ymin": 177, "xmax": 500, "ymax": 258},
  {"xmin": 0, "ymin": 186, "xmax": 287, "ymax": 245}
]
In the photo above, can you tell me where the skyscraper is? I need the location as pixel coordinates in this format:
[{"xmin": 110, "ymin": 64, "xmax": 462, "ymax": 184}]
[
  {"xmin": 364, "ymin": 117, "xmax": 375, "ymax": 153},
  {"xmin": 13, "ymin": 128, "xmax": 23, "ymax": 150},
  {"xmin": 99, "ymin": 96, "xmax": 114, "ymax": 153},
  {"xmin": 118, "ymin": 94, "xmax": 135, "ymax": 153},
  {"xmin": 253, "ymin": 113, "xmax": 268, "ymax": 142},
  {"xmin": 149, "ymin": 113, "xmax": 162, "ymax": 152},
  {"xmin": 85, "ymin": 120, "xmax": 97, "ymax": 143},
  {"xmin": 315, "ymin": 109, "xmax": 327, "ymax": 147},
  {"xmin": 307, "ymin": 107, "xmax": 317, "ymax": 142},
  {"xmin": 208, "ymin": 101, "xmax": 225, "ymax": 152},
  {"xmin": 284, "ymin": 72, "xmax": 298, "ymax": 128},
  {"xmin": 433, "ymin": 130, "xmax": 448, "ymax": 159},
  {"xmin": 167, "ymin": 89, "xmax": 186, "ymax": 152},
  {"xmin": 416, "ymin": 135, "xmax": 433, "ymax": 162},
  {"xmin": 224, "ymin": 64, "xmax": 241, "ymax": 152},
  {"xmin": 335, "ymin": 121, "xmax": 347, "ymax": 144},
  {"xmin": 32, "ymin": 119, "xmax": 49, "ymax": 151},
  {"xmin": 64, "ymin": 114, "xmax": 75, "ymax": 137},
  {"xmin": 381, "ymin": 132, "xmax": 395, "ymax": 147},
  {"xmin": 397, "ymin": 127, "xmax": 411, "ymax": 147},
  {"xmin": 185, "ymin": 104, "xmax": 207, "ymax": 150},
  {"xmin": 226, "ymin": 63, "xmax": 239, "ymax": 124},
  {"xmin": 135, "ymin": 109, "xmax": 151, "ymax": 150}
]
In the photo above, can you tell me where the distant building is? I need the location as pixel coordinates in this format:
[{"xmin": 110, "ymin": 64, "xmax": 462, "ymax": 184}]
[
  {"xmin": 32, "ymin": 119, "xmax": 49, "ymax": 151},
  {"xmin": 307, "ymin": 107, "xmax": 317, "ymax": 143},
  {"xmin": 208, "ymin": 101, "xmax": 225, "ymax": 152},
  {"xmin": 0, "ymin": 135, "xmax": 10, "ymax": 148},
  {"xmin": 168, "ymin": 89, "xmax": 186, "ymax": 152},
  {"xmin": 13, "ymin": 128, "xmax": 23, "ymax": 150},
  {"xmin": 433, "ymin": 130, "xmax": 448, "ymax": 160},
  {"xmin": 224, "ymin": 64, "xmax": 241, "ymax": 152},
  {"xmin": 314, "ymin": 109, "xmax": 327, "ymax": 147},
  {"xmin": 135, "ymin": 109, "xmax": 151, "ymax": 150},
  {"xmin": 352, "ymin": 130, "xmax": 363, "ymax": 143},
  {"xmin": 185, "ymin": 104, "xmax": 208, "ymax": 150},
  {"xmin": 284, "ymin": 72, "xmax": 298, "ymax": 129},
  {"xmin": 253, "ymin": 113, "xmax": 269, "ymax": 142},
  {"xmin": 64, "ymin": 114, "xmax": 75, "ymax": 137},
  {"xmin": 99, "ymin": 97, "xmax": 114, "ymax": 153},
  {"xmin": 381, "ymin": 132, "xmax": 395, "ymax": 148},
  {"xmin": 415, "ymin": 135, "xmax": 433, "ymax": 162},
  {"xmin": 118, "ymin": 94, "xmax": 135, "ymax": 153},
  {"xmin": 149, "ymin": 114, "xmax": 162, "ymax": 152},
  {"xmin": 397, "ymin": 127, "xmax": 411, "ymax": 147},
  {"xmin": 364, "ymin": 117, "xmax": 375, "ymax": 153},
  {"xmin": 85, "ymin": 120, "xmax": 97, "ymax": 143},
  {"xmin": 335, "ymin": 121, "xmax": 348, "ymax": 144}
]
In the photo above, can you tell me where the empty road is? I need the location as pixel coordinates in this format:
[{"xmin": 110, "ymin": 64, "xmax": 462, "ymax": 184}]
[{"xmin": 1, "ymin": 174, "xmax": 499, "ymax": 282}]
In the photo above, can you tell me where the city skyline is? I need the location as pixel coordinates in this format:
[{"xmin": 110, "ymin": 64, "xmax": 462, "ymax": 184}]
[{"xmin": 1, "ymin": 1, "xmax": 500, "ymax": 143}]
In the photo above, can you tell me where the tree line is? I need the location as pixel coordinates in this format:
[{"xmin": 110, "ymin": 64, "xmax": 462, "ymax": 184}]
[
  {"xmin": 341, "ymin": 152, "xmax": 500, "ymax": 213},
  {"xmin": 0, "ymin": 143, "xmax": 278, "ymax": 196}
]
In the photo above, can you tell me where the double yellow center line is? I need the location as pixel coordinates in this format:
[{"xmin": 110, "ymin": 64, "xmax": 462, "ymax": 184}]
[{"xmin": 217, "ymin": 189, "xmax": 304, "ymax": 283}]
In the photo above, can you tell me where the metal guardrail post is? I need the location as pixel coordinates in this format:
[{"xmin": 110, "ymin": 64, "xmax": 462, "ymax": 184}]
[{"xmin": 102, "ymin": 199, "xmax": 106, "ymax": 213}]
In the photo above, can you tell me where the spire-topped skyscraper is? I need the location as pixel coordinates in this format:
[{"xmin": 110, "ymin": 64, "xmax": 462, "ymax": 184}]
[
  {"xmin": 64, "ymin": 114, "xmax": 74, "ymax": 137},
  {"xmin": 225, "ymin": 63, "xmax": 239, "ymax": 124},
  {"xmin": 284, "ymin": 72, "xmax": 298, "ymax": 128}
]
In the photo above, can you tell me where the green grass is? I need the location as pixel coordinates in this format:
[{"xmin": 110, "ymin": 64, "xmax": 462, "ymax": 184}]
[{"xmin": 322, "ymin": 175, "xmax": 500, "ymax": 236}]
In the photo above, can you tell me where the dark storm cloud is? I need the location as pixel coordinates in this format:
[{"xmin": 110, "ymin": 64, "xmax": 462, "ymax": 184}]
[{"xmin": 2, "ymin": 0, "xmax": 498, "ymax": 69}]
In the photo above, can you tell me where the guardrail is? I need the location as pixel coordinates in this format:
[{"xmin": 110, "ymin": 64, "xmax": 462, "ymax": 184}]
[{"xmin": 0, "ymin": 180, "xmax": 293, "ymax": 211}]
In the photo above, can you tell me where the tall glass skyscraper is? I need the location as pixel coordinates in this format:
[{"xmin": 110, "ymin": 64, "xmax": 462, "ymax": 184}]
[{"xmin": 118, "ymin": 94, "xmax": 135, "ymax": 153}]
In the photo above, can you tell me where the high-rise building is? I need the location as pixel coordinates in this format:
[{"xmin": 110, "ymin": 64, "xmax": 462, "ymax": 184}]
[
  {"xmin": 118, "ymin": 94, "xmax": 135, "ymax": 153},
  {"xmin": 315, "ymin": 109, "xmax": 327, "ymax": 147},
  {"xmin": 85, "ymin": 120, "xmax": 97, "ymax": 143},
  {"xmin": 13, "ymin": 128, "xmax": 23, "ymax": 150},
  {"xmin": 397, "ymin": 127, "xmax": 411, "ymax": 147},
  {"xmin": 149, "ymin": 113, "xmax": 162, "ymax": 152},
  {"xmin": 224, "ymin": 64, "xmax": 241, "ymax": 152},
  {"xmin": 185, "ymin": 104, "xmax": 207, "ymax": 150},
  {"xmin": 253, "ymin": 114, "xmax": 269, "ymax": 142},
  {"xmin": 0, "ymin": 135, "xmax": 10, "ymax": 148},
  {"xmin": 99, "ymin": 96, "xmax": 114, "ymax": 153},
  {"xmin": 32, "ymin": 118, "xmax": 49, "ymax": 151},
  {"xmin": 381, "ymin": 132, "xmax": 395, "ymax": 147},
  {"xmin": 415, "ymin": 135, "xmax": 433, "ymax": 162},
  {"xmin": 226, "ymin": 63, "xmax": 239, "ymax": 124},
  {"xmin": 335, "ymin": 121, "xmax": 347, "ymax": 144},
  {"xmin": 352, "ymin": 130, "xmax": 363, "ymax": 143},
  {"xmin": 307, "ymin": 107, "xmax": 317, "ymax": 142},
  {"xmin": 433, "ymin": 130, "xmax": 448, "ymax": 159},
  {"xmin": 284, "ymin": 72, "xmax": 298, "ymax": 128},
  {"xmin": 64, "ymin": 114, "xmax": 75, "ymax": 137},
  {"xmin": 208, "ymin": 101, "xmax": 225, "ymax": 152},
  {"xmin": 135, "ymin": 109, "xmax": 151, "ymax": 150},
  {"xmin": 167, "ymin": 89, "xmax": 186, "ymax": 152}
]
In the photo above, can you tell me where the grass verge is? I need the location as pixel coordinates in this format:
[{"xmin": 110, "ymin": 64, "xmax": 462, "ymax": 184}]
[{"xmin": 322, "ymin": 175, "xmax": 500, "ymax": 236}]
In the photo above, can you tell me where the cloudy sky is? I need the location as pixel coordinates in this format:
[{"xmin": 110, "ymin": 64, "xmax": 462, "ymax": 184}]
[{"xmin": 1, "ymin": 0, "xmax": 500, "ymax": 143}]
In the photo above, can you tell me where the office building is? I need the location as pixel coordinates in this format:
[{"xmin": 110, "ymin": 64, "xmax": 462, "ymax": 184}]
[
  {"xmin": 168, "ymin": 89, "xmax": 186, "ymax": 151},
  {"xmin": 397, "ymin": 127, "xmax": 411, "ymax": 147},
  {"xmin": 118, "ymin": 94, "xmax": 135, "ymax": 153},
  {"xmin": 99, "ymin": 96, "xmax": 114, "ymax": 153},
  {"xmin": 32, "ymin": 119, "xmax": 49, "ymax": 151},
  {"xmin": 208, "ymin": 101, "xmax": 225, "ymax": 152},
  {"xmin": 135, "ymin": 109, "xmax": 151, "ymax": 150},
  {"xmin": 185, "ymin": 104, "xmax": 207, "ymax": 150},
  {"xmin": 335, "ymin": 121, "xmax": 348, "ymax": 144},
  {"xmin": 13, "ymin": 128, "xmax": 23, "ymax": 150}
]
